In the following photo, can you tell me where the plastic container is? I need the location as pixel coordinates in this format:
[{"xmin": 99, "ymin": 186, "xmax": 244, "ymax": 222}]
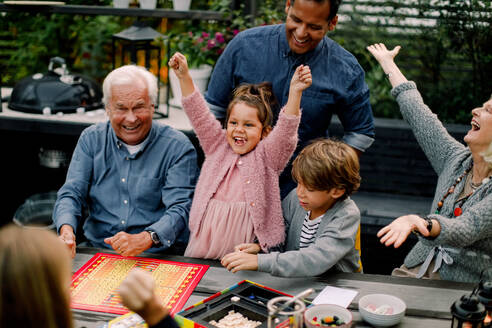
[
  {"xmin": 358, "ymin": 294, "xmax": 406, "ymax": 327},
  {"xmin": 304, "ymin": 304, "xmax": 352, "ymax": 328},
  {"xmin": 13, "ymin": 192, "xmax": 57, "ymax": 230}
]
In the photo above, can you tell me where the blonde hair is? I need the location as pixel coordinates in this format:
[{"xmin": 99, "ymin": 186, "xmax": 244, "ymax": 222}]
[
  {"xmin": 292, "ymin": 138, "xmax": 361, "ymax": 199},
  {"xmin": 225, "ymin": 82, "xmax": 277, "ymax": 131},
  {"xmin": 0, "ymin": 224, "xmax": 73, "ymax": 328}
]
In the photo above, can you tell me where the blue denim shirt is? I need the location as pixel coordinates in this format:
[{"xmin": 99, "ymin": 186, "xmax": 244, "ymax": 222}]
[
  {"xmin": 53, "ymin": 121, "xmax": 199, "ymax": 252},
  {"xmin": 205, "ymin": 24, "xmax": 375, "ymax": 197}
]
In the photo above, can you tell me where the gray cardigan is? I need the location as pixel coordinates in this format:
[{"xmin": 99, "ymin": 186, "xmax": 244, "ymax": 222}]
[
  {"xmin": 257, "ymin": 189, "xmax": 362, "ymax": 277},
  {"xmin": 393, "ymin": 82, "xmax": 492, "ymax": 283}
]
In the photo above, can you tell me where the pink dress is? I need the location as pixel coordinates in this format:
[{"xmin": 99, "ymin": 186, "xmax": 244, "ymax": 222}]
[{"xmin": 185, "ymin": 157, "xmax": 255, "ymax": 259}]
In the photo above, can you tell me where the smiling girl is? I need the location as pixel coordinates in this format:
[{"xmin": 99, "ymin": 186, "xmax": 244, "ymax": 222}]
[{"xmin": 169, "ymin": 52, "xmax": 312, "ymax": 259}]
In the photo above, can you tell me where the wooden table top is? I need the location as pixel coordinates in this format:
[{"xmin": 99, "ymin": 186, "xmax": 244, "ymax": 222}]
[{"xmin": 72, "ymin": 247, "xmax": 474, "ymax": 328}]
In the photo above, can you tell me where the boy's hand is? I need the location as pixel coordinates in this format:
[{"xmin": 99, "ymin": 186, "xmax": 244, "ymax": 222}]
[
  {"xmin": 221, "ymin": 252, "xmax": 258, "ymax": 273},
  {"xmin": 366, "ymin": 43, "xmax": 401, "ymax": 66},
  {"xmin": 168, "ymin": 52, "xmax": 189, "ymax": 79},
  {"xmin": 290, "ymin": 64, "xmax": 312, "ymax": 93},
  {"xmin": 234, "ymin": 243, "xmax": 261, "ymax": 254},
  {"xmin": 118, "ymin": 269, "xmax": 169, "ymax": 326}
]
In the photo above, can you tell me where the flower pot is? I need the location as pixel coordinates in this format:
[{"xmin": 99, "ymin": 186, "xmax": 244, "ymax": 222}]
[
  {"xmin": 169, "ymin": 64, "xmax": 212, "ymax": 108},
  {"xmin": 113, "ymin": 0, "xmax": 130, "ymax": 8},
  {"xmin": 139, "ymin": 0, "xmax": 156, "ymax": 9},
  {"xmin": 172, "ymin": 0, "xmax": 191, "ymax": 11}
]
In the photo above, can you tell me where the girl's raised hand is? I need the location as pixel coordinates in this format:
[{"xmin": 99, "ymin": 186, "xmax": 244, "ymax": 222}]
[
  {"xmin": 366, "ymin": 43, "xmax": 401, "ymax": 66},
  {"xmin": 290, "ymin": 64, "xmax": 312, "ymax": 93},
  {"xmin": 168, "ymin": 52, "xmax": 189, "ymax": 79}
]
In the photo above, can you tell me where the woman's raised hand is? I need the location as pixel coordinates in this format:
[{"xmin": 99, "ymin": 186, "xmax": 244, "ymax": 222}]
[{"xmin": 366, "ymin": 43, "xmax": 401, "ymax": 66}]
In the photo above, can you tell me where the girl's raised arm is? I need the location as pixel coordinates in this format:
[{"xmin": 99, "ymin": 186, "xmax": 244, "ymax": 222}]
[
  {"xmin": 168, "ymin": 52, "xmax": 195, "ymax": 97},
  {"xmin": 284, "ymin": 65, "xmax": 312, "ymax": 116}
]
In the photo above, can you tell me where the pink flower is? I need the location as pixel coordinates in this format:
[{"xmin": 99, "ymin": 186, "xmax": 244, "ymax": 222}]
[
  {"xmin": 188, "ymin": 31, "xmax": 193, "ymax": 37},
  {"xmin": 215, "ymin": 32, "xmax": 225, "ymax": 44},
  {"xmin": 217, "ymin": 48, "xmax": 224, "ymax": 55},
  {"xmin": 197, "ymin": 37, "xmax": 204, "ymax": 43},
  {"xmin": 202, "ymin": 32, "xmax": 210, "ymax": 38},
  {"xmin": 233, "ymin": 29, "xmax": 239, "ymax": 36},
  {"xmin": 207, "ymin": 39, "xmax": 216, "ymax": 49}
]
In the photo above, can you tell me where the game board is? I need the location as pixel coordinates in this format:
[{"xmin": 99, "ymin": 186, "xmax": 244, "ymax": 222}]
[{"xmin": 71, "ymin": 253, "xmax": 209, "ymax": 315}]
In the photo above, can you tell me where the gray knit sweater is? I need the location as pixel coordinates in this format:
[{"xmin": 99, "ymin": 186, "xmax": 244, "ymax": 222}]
[{"xmin": 392, "ymin": 82, "xmax": 492, "ymax": 283}]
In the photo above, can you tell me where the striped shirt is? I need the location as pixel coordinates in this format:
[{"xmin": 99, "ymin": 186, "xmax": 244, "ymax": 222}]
[{"xmin": 299, "ymin": 212, "xmax": 323, "ymax": 248}]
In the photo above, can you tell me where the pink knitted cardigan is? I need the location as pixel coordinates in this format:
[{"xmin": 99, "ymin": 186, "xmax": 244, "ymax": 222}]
[{"xmin": 182, "ymin": 89, "xmax": 300, "ymax": 251}]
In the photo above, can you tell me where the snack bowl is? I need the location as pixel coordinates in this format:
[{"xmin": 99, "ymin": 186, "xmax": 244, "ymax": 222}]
[
  {"xmin": 304, "ymin": 304, "xmax": 353, "ymax": 328},
  {"xmin": 358, "ymin": 294, "xmax": 406, "ymax": 327}
]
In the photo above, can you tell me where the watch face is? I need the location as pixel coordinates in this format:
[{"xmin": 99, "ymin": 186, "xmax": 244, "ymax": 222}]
[{"xmin": 150, "ymin": 231, "xmax": 160, "ymax": 244}]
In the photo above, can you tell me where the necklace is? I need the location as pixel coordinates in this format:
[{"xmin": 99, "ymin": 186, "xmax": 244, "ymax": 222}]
[
  {"xmin": 436, "ymin": 163, "xmax": 492, "ymax": 216},
  {"xmin": 435, "ymin": 164, "xmax": 472, "ymax": 216}
]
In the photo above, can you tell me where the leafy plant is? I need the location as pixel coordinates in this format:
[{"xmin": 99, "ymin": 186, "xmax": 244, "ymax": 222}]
[{"xmin": 167, "ymin": 29, "xmax": 233, "ymax": 68}]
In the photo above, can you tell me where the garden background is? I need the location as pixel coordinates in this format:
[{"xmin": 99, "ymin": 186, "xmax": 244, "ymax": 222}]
[{"xmin": 1, "ymin": 0, "xmax": 491, "ymax": 123}]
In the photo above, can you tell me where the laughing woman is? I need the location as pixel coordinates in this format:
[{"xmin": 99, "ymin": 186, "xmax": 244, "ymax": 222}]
[{"xmin": 367, "ymin": 43, "xmax": 492, "ymax": 283}]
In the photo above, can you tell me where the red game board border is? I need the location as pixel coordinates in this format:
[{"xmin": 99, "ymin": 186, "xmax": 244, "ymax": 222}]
[{"xmin": 71, "ymin": 253, "xmax": 209, "ymax": 315}]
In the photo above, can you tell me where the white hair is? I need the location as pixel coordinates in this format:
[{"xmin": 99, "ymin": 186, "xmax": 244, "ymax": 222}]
[{"xmin": 102, "ymin": 65, "xmax": 157, "ymax": 105}]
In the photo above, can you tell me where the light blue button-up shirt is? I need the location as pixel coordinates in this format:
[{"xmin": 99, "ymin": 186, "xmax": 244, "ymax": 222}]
[{"xmin": 53, "ymin": 121, "xmax": 199, "ymax": 252}]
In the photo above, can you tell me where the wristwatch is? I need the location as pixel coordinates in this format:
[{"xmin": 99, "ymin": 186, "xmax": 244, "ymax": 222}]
[
  {"xmin": 423, "ymin": 216, "xmax": 433, "ymax": 232},
  {"xmin": 147, "ymin": 230, "xmax": 162, "ymax": 247}
]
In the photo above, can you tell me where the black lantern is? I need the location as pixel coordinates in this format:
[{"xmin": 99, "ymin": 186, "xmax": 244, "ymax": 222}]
[
  {"xmin": 112, "ymin": 21, "xmax": 169, "ymax": 117},
  {"xmin": 451, "ymin": 294, "xmax": 486, "ymax": 328},
  {"xmin": 477, "ymin": 270, "xmax": 492, "ymax": 327}
]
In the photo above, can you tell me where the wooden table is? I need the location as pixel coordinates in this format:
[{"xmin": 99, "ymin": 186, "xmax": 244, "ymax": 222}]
[{"xmin": 72, "ymin": 247, "xmax": 472, "ymax": 328}]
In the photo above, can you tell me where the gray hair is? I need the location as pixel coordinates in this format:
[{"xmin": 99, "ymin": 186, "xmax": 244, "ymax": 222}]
[{"xmin": 102, "ymin": 65, "xmax": 157, "ymax": 105}]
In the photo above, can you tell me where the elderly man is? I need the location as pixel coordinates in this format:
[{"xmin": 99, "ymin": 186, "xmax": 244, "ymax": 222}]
[
  {"xmin": 54, "ymin": 65, "xmax": 199, "ymax": 257},
  {"xmin": 206, "ymin": 0, "xmax": 375, "ymax": 198}
]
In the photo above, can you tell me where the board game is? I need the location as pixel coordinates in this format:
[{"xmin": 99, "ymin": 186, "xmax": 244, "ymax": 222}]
[{"xmin": 71, "ymin": 253, "xmax": 209, "ymax": 315}]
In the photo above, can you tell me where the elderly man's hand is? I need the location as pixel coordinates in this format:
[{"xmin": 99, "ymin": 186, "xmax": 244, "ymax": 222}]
[
  {"xmin": 59, "ymin": 224, "xmax": 76, "ymax": 258},
  {"xmin": 104, "ymin": 231, "xmax": 153, "ymax": 257},
  {"xmin": 118, "ymin": 269, "xmax": 169, "ymax": 326}
]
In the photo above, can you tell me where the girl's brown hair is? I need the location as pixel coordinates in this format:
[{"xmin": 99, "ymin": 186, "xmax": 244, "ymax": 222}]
[
  {"xmin": 292, "ymin": 138, "xmax": 361, "ymax": 199},
  {"xmin": 225, "ymin": 82, "xmax": 277, "ymax": 130},
  {"xmin": 0, "ymin": 224, "xmax": 73, "ymax": 328}
]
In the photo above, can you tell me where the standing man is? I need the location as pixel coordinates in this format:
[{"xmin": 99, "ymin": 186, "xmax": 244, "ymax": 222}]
[
  {"xmin": 206, "ymin": 0, "xmax": 375, "ymax": 198},
  {"xmin": 54, "ymin": 65, "xmax": 199, "ymax": 258}
]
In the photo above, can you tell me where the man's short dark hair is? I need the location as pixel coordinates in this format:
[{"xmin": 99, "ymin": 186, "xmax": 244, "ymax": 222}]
[{"xmin": 291, "ymin": 0, "xmax": 342, "ymax": 20}]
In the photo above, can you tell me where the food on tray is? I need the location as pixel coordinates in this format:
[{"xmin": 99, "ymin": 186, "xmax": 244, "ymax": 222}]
[{"xmin": 209, "ymin": 310, "xmax": 262, "ymax": 328}]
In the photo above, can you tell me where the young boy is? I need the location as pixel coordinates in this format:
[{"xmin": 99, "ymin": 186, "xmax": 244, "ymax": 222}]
[{"xmin": 221, "ymin": 139, "xmax": 363, "ymax": 277}]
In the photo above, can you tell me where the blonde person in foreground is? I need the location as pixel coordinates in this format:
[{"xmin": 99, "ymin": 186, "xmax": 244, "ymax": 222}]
[
  {"xmin": 0, "ymin": 224, "xmax": 177, "ymax": 328},
  {"xmin": 367, "ymin": 43, "xmax": 492, "ymax": 283}
]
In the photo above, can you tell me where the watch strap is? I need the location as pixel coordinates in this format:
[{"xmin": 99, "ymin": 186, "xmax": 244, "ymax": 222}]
[
  {"xmin": 423, "ymin": 216, "xmax": 433, "ymax": 232},
  {"xmin": 147, "ymin": 230, "xmax": 162, "ymax": 246}
]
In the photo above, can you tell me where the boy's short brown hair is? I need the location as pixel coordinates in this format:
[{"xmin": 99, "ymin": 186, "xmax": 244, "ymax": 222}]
[{"xmin": 291, "ymin": 138, "xmax": 361, "ymax": 199}]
